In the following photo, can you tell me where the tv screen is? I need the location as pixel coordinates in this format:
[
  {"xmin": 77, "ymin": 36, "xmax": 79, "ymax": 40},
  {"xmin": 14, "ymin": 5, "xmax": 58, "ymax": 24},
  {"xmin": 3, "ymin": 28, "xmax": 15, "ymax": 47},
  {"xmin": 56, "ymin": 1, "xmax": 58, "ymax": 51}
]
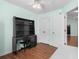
[{"xmin": 13, "ymin": 17, "xmax": 35, "ymax": 37}]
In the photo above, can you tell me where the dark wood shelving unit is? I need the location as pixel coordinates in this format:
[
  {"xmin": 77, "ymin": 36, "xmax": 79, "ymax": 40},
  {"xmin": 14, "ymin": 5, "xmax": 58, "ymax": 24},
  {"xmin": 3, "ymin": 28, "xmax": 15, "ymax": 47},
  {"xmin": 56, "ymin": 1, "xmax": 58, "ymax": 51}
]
[{"xmin": 13, "ymin": 17, "xmax": 35, "ymax": 53}]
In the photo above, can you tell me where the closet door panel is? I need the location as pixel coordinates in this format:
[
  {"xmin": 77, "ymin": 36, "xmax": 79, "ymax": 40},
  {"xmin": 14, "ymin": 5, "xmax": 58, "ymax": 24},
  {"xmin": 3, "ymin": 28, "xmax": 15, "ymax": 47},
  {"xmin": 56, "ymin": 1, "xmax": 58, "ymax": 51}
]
[
  {"xmin": 51, "ymin": 15, "xmax": 65, "ymax": 46},
  {"xmin": 38, "ymin": 17, "xmax": 50, "ymax": 44}
]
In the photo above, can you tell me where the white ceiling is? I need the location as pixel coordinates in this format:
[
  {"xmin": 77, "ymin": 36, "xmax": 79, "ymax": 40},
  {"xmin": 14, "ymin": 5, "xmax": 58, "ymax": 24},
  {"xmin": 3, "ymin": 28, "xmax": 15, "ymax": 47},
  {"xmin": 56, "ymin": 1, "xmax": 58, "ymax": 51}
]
[{"xmin": 6, "ymin": 0, "xmax": 70, "ymax": 13}]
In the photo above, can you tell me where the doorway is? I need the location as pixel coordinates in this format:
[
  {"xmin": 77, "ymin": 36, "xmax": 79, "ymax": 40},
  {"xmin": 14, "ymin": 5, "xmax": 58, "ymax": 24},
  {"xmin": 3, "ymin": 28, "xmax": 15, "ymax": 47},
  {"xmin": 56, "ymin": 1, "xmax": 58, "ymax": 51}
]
[{"xmin": 67, "ymin": 7, "xmax": 78, "ymax": 47}]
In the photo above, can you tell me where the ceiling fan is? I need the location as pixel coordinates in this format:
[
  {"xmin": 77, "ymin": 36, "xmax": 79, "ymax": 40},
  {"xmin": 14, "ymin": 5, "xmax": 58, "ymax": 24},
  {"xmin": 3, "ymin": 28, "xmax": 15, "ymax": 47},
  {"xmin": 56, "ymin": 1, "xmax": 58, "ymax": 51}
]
[{"xmin": 32, "ymin": 0, "xmax": 43, "ymax": 10}]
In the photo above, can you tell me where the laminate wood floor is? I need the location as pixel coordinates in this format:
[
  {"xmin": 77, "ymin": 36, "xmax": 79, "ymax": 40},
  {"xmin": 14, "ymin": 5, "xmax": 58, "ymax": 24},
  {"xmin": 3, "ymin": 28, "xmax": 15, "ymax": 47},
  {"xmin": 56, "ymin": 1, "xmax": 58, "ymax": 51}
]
[
  {"xmin": 0, "ymin": 43, "xmax": 57, "ymax": 59},
  {"xmin": 67, "ymin": 36, "xmax": 78, "ymax": 47}
]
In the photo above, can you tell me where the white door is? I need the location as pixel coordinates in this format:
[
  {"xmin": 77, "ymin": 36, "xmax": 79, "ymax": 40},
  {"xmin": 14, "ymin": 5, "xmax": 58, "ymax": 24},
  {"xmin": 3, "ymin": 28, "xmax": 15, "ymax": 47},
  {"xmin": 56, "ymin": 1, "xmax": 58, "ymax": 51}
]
[
  {"xmin": 51, "ymin": 14, "xmax": 65, "ymax": 46},
  {"xmin": 38, "ymin": 14, "xmax": 66, "ymax": 46},
  {"xmin": 38, "ymin": 16, "xmax": 51, "ymax": 44}
]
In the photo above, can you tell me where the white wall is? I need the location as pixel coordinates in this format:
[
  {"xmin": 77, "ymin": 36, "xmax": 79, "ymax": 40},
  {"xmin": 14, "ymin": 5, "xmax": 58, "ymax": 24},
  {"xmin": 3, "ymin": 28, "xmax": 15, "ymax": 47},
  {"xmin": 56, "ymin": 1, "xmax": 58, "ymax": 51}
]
[
  {"xmin": 0, "ymin": 1, "xmax": 40, "ymax": 56},
  {"xmin": 67, "ymin": 17, "xmax": 78, "ymax": 36},
  {"xmin": 0, "ymin": 15, "xmax": 5, "ymax": 56},
  {"xmin": 0, "ymin": 3, "xmax": 5, "ymax": 55}
]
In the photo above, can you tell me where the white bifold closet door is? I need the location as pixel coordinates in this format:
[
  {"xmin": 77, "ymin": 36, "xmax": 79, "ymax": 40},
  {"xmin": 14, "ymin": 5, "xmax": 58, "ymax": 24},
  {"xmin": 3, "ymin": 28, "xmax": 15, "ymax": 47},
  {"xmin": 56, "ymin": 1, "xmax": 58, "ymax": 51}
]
[
  {"xmin": 38, "ymin": 14, "xmax": 66, "ymax": 46},
  {"xmin": 50, "ymin": 14, "xmax": 67, "ymax": 46},
  {"xmin": 38, "ymin": 16, "xmax": 53, "ymax": 44}
]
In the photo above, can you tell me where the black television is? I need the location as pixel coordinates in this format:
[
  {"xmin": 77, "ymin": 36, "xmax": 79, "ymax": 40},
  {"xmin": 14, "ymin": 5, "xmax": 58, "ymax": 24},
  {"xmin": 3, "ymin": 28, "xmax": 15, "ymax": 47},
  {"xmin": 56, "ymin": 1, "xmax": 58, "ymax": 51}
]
[{"xmin": 13, "ymin": 17, "xmax": 35, "ymax": 37}]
